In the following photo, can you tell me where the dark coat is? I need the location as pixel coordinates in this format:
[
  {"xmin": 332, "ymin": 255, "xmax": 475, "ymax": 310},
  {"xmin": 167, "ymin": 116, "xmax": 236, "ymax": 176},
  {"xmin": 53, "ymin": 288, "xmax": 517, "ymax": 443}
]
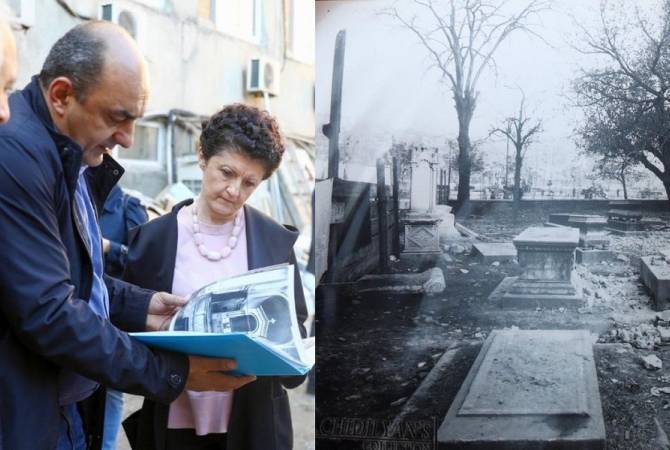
[
  {"xmin": 0, "ymin": 76, "xmax": 189, "ymax": 450},
  {"xmin": 122, "ymin": 199, "xmax": 308, "ymax": 450}
]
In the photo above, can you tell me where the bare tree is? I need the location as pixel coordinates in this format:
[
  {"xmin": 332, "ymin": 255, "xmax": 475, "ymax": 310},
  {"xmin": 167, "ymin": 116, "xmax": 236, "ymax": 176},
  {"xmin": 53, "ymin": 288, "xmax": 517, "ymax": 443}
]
[
  {"xmin": 491, "ymin": 95, "xmax": 542, "ymax": 215},
  {"xmin": 594, "ymin": 154, "xmax": 641, "ymax": 199},
  {"xmin": 574, "ymin": 0, "xmax": 670, "ymax": 202},
  {"xmin": 385, "ymin": 0, "xmax": 548, "ymax": 209}
]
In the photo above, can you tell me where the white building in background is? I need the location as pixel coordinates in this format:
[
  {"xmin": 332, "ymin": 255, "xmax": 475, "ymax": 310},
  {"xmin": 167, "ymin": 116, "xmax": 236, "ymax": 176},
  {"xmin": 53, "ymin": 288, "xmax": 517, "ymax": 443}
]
[{"xmin": 9, "ymin": 0, "xmax": 315, "ymax": 234}]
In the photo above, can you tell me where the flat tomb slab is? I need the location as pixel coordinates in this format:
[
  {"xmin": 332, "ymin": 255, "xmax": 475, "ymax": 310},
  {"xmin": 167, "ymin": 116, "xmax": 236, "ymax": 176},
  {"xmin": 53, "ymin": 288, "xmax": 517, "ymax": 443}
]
[
  {"xmin": 472, "ymin": 243, "xmax": 517, "ymax": 263},
  {"xmin": 488, "ymin": 276, "xmax": 583, "ymax": 309},
  {"xmin": 547, "ymin": 213, "xmax": 572, "ymax": 226},
  {"xmin": 640, "ymin": 256, "xmax": 670, "ymax": 311},
  {"xmin": 438, "ymin": 329, "xmax": 606, "ymax": 449},
  {"xmin": 513, "ymin": 226, "xmax": 579, "ymax": 248},
  {"xmin": 357, "ymin": 267, "xmax": 445, "ymax": 294}
]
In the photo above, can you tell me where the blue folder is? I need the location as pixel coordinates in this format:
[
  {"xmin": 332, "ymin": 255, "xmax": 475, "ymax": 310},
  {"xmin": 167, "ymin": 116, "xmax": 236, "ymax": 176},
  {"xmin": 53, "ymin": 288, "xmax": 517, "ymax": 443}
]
[{"xmin": 130, "ymin": 331, "xmax": 310, "ymax": 376}]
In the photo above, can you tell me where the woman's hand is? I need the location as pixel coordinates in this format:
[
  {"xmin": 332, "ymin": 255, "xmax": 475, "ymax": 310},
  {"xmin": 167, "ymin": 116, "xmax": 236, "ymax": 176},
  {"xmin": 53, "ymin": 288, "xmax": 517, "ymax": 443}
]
[{"xmin": 146, "ymin": 292, "xmax": 187, "ymax": 331}]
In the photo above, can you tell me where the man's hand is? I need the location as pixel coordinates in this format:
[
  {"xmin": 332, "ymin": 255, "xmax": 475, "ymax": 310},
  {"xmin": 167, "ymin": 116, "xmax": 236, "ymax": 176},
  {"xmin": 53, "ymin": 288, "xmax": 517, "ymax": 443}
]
[
  {"xmin": 146, "ymin": 292, "xmax": 187, "ymax": 331},
  {"xmin": 186, "ymin": 356, "xmax": 256, "ymax": 391}
]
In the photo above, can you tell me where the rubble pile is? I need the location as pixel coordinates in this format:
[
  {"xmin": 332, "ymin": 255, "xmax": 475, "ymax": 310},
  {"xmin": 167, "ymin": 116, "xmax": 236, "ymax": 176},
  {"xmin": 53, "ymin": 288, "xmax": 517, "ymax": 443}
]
[
  {"xmin": 600, "ymin": 317, "xmax": 670, "ymax": 350},
  {"xmin": 609, "ymin": 232, "xmax": 670, "ymax": 259},
  {"xmin": 575, "ymin": 265, "xmax": 649, "ymax": 311},
  {"xmin": 601, "ymin": 323, "xmax": 661, "ymax": 349}
]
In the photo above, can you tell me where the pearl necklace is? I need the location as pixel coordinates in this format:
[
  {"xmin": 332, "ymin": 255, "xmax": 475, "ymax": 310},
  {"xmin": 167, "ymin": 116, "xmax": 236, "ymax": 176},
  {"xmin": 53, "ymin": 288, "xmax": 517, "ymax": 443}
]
[{"xmin": 191, "ymin": 201, "xmax": 243, "ymax": 261}]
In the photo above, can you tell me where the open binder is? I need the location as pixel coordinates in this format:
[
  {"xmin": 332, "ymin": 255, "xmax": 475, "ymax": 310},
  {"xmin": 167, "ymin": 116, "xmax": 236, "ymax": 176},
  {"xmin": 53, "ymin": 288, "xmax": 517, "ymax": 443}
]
[{"xmin": 131, "ymin": 264, "xmax": 314, "ymax": 376}]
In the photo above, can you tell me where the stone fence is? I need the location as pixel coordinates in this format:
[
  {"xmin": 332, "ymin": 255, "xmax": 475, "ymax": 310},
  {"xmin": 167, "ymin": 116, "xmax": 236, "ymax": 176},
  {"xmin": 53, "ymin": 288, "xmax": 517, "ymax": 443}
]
[{"xmin": 456, "ymin": 199, "xmax": 670, "ymax": 221}]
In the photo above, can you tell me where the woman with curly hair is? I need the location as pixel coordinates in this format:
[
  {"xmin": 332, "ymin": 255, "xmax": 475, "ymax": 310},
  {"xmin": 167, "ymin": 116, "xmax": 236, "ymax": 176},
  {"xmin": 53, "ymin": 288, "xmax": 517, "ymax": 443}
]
[{"xmin": 122, "ymin": 104, "xmax": 307, "ymax": 450}]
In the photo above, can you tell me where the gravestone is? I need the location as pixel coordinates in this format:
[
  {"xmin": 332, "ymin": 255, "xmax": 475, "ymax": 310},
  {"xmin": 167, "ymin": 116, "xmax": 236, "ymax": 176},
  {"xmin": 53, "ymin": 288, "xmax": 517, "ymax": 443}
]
[
  {"xmin": 401, "ymin": 147, "xmax": 442, "ymax": 264},
  {"xmin": 567, "ymin": 214, "xmax": 615, "ymax": 265},
  {"xmin": 488, "ymin": 226, "xmax": 582, "ymax": 308},
  {"xmin": 401, "ymin": 212, "xmax": 442, "ymax": 255},
  {"xmin": 435, "ymin": 204, "xmax": 462, "ymax": 241},
  {"xmin": 410, "ymin": 150, "xmax": 435, "ymax": 211},
  {"xmin": 357, "ymin": 267, "xmax": 445, "ymax": 294},
  {"xmin": 547, "ymin": 213, "xmax": 572, "ymax": 227},
  {"xmin": 568, "ymin": 215, "xmax": 609, "ymax": 249},
  {"xmin": 640, "ymin": 256, "xmax": 670, "ymax": 311},
  {"xmin": 438, "ymin": 329, "xmax": 606, "ymax": 449},
  {"xmin": 607, "ymin": 200, "xmax": 643, "ymax": 234},
  {"xmin": 472, "ymin": 243, "xmax": 517, "ymax": 264}
]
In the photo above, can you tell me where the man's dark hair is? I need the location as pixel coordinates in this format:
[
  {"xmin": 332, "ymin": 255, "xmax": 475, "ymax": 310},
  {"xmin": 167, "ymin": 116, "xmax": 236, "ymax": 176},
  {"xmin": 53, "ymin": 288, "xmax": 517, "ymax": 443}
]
[
  {"xmin": 200, "ymin": 104, "xmax": 285, "ymax": 179},
  {"xmin": 38, "ymin": 22, "xmax": 107, "ymax": 101}
]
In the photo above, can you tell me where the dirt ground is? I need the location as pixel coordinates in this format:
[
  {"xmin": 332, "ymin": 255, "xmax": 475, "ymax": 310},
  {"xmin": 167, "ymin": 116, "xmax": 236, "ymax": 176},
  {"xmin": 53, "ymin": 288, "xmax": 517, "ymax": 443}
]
[{"xmin": 317, "ymin": 217, "xmax": 670, "ymax": 449}]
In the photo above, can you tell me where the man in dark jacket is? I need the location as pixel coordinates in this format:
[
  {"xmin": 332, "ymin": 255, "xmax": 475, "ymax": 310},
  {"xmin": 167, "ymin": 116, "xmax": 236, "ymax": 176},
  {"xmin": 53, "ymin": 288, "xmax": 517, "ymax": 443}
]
[{"xmin": 0, "ymin": 22, "xmax": 254, "ymax": 450}]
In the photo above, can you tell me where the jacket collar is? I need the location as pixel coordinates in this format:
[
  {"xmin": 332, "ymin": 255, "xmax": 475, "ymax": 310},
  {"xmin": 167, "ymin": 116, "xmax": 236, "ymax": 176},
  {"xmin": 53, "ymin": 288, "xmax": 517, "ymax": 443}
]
[
  {"xmin": 21, "ymin": 76, "xmax": 124, "ymax": 204},
  {"xmin": 21, "ymin": 76, "xmax": 83, "ymax": 197}
]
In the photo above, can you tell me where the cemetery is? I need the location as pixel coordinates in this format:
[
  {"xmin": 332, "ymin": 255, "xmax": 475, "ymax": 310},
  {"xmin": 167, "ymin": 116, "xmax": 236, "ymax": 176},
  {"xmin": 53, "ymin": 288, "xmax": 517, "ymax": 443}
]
[{"xmin": 318, "ymin": 195, "xmax": 670, "ymax": 449}]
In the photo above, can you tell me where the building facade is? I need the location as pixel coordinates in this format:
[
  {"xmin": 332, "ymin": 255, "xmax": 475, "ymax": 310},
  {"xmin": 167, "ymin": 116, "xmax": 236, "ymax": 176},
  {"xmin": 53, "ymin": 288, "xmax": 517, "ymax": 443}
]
[{"xmin": 10, "ymin": 0, "xmax": 314, "ymax": 230}]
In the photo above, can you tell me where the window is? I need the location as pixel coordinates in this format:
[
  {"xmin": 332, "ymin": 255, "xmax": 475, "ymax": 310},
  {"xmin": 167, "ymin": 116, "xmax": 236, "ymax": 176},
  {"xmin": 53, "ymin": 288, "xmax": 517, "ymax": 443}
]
[
  {"xmin": 99, "ymin": 4, "xmax": 140, "ymax": 41},
  {"xmin": 287, "ymin": 0, "xmax": 314, "ymax": 63},
  {"xmin": 214, "ymin": 0, "xmax": 262, "ymax": 42},
  {"xmin": 101, "ymin": 3, "xmax": 113, "ymax": 21},
  {"xmin": 182, "ymin": 179, "xmax": 203, "ymax": 194},
  {"xmin": 121, "ymin": 123, "xmax": 160, "ymax": 161},
  {"xmin": 251, "ymin": 0, "xmax": 261, "ymax": 41},
  {"xmin": 174, "ymin": 126, "xmax": 197, "ymax": 158}
]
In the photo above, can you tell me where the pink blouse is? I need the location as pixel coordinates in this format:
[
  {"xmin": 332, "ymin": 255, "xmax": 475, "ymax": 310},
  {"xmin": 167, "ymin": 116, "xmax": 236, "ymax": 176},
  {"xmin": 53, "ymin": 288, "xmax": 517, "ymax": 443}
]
[{"xmin": 167, "ymin": 202, "xmax": 249, "ymax": 435}]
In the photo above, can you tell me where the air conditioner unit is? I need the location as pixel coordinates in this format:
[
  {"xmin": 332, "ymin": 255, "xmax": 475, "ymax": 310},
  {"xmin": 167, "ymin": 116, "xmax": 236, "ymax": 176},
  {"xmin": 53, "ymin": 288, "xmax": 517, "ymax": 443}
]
[{"xmin": 246, "ymin": 57, "xmax": 280, "ymax": 97}]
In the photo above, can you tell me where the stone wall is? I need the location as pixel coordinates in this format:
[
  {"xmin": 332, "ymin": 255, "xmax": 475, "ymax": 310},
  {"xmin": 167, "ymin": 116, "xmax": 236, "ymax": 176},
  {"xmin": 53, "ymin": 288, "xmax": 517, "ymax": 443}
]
[{"xmin": 457, "ymin": 200, "xmax": 670, "ymax": 223}]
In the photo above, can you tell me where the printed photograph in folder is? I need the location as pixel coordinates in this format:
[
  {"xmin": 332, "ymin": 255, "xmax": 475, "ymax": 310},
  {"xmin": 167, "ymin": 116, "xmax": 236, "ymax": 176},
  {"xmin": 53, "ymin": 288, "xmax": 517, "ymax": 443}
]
[{"xmin": 131, "ymin": 264, "xmax": 314, "ymax": 376}]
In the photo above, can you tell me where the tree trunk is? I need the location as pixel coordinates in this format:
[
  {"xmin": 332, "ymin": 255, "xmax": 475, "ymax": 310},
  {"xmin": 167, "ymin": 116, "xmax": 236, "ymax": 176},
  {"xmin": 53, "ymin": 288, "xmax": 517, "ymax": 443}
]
[
  {"xmin": 455, "ymin": 102, "xmax": 474, "ymax": 211},
  {"xmin": 513, "ymin": 148, "xmax": 523, "ymax": 219},
  {"xmin": 621, "ymin": 177, "xmax": 628, "ymax": 200},
  {"xmin": 456, "ymin": 129, "xmax": 471, "ymax": 208}
]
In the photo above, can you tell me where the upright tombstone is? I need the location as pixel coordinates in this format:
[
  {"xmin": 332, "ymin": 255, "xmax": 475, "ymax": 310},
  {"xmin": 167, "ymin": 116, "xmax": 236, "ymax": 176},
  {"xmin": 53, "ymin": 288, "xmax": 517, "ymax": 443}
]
[
  {"xmin": 401, "ymin": 146, "xmax": 442, "ymax": 264},
  {"xmin": 438, "ymin": 329, "xmax": 606, "ymax": 449},
  {"xmin": 488, "ymin": 226, "xmax": 582, "ymax": 308}
]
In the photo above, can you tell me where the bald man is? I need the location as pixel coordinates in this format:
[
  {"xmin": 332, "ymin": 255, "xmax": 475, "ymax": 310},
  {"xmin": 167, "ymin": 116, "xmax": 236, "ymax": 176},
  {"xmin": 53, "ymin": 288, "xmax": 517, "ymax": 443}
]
[
  {"xmin": 0, "ymin": 15, "xmax": 17, "ymax": 123},
  {"xmin": 0, "ymin": 22, "xmax": 253, "ymax": 450}
]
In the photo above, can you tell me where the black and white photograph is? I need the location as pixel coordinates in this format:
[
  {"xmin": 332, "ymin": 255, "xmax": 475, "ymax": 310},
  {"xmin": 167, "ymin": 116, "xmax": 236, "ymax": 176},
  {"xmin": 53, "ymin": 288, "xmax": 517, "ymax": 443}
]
[{"xmin": 315, "ymin": 1, "xmax": 670, "ymax": 449}]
